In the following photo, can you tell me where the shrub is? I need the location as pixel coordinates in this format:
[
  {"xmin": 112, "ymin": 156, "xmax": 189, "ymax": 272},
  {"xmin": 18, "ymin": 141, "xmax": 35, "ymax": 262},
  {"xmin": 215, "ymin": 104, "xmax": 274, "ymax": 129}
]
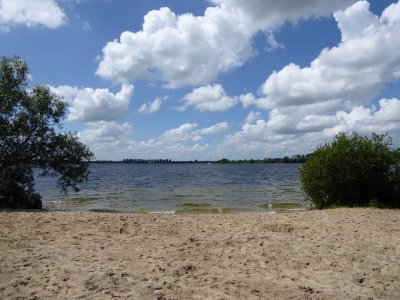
[{"xmin": 300, "ymin": 132, "xmax": 400, "ymax": 209}]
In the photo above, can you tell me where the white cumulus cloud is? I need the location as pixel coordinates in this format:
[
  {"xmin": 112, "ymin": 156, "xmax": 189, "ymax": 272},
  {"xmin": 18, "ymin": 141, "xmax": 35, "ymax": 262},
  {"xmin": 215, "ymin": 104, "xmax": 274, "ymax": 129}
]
[
  {"xmin": 78, "ymin": 121, "xmax": 132, "ymax": 145},
  {"xmin": 181, "ymin": 84, "xmax": 237, "ymax": 112},
  {"xmin": 216, "ymin": 96, "xmax": 400, "ymax": 159},
  {"xmin": 333, "ymin": 98, "xmax": 400, "ymax": 133},
  {"xmin": 77, "ymin": 121, "xmax": 134, "ymax": 160},
  {"xmin": 199, "ymin": 122, "xmax": 229, "ymax": 135},
  {"xmin": 245, "ymin": 111, "xmax": 262, "ymax": 123},
  {"xmin": 160, "ymin": 122, "xmax": 229, "ymax": 144},
  {"xmin": 96, "ymin": 0, "xmax": 353, "ymax": 88},
  {"xmin": 244, "ymin": 1, "xmax": 400, "ymax": 110},
  {"xmin": 138, "ymin": 96, "xmax": 166, "ymax": 114},
  {"xmin": 77, "ymin": 121, "xmax": 230, "ymax": 160},
  {"xmin": 96, "ymin": 6, "xmax": 253, "ymax": 88},
  {"xmin": 209, "ymin": 0, "xmax": 354, "ymax": 30},
  {"xmin": 51, "ymin": 84, "xmax": 134, "ymax": 122},
  {"xmin": 0, "ymin": 0, "xmax": 66, "ymax": 30},
  {"xmin": 161, "ymin": 123, "xmax": 199, "ymax": 143}
]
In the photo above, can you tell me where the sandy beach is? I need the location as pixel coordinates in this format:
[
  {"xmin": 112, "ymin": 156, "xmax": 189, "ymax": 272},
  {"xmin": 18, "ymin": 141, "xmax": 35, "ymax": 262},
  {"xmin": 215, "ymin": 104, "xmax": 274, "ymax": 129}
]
[{"xmin": 0, "ymin": 208, "xmax": 399, "ymax": 299}]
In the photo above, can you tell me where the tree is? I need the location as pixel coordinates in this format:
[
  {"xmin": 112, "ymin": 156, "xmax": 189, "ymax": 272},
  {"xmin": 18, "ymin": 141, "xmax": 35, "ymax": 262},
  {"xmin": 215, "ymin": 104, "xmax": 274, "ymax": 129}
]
[
  {"xmin": 0, "ymin": 56, "xmax": 94, "ymax": 209},
  {"xmin": 300, "ymin": 132, "xmax": 400, "ymax": 209}
]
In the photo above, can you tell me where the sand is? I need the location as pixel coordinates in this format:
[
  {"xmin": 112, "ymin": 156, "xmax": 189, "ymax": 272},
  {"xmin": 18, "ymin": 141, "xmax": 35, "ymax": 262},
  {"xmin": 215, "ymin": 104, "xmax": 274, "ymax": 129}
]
[{"xmin": 0, "ymin": 208, "xmax": 399, "ymax": 299}]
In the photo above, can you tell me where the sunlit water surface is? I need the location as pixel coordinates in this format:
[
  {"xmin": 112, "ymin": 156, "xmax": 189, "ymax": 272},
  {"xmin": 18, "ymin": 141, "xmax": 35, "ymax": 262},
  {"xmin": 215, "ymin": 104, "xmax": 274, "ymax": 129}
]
[{"xmin": 35, "ymin": 163, "xmax": 307, "ymax": 213}]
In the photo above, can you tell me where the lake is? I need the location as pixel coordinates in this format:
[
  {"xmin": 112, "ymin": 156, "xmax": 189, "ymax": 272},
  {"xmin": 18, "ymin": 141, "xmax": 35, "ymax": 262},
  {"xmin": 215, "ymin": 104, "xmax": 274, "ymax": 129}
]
[{"xmin": 35, "ymin": 163, "xmax": 307, "ymax": 213}]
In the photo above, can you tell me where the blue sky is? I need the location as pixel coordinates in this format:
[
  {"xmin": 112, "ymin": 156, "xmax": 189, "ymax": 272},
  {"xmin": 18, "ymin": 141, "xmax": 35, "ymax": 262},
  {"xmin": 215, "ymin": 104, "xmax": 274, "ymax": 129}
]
[{"xmin": 1, "ymin": 0, "xmax": 400, "ymax": 160}]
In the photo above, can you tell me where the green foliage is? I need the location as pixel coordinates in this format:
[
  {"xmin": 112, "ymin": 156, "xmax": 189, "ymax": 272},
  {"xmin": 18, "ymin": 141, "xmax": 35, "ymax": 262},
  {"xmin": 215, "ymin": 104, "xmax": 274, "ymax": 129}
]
[
  {"xmin": 216, "ymin": 154, "xmax": 309, "ymax": 164},
  {"xmin": 0, "ymin": 56, "xmax": 94, "ymax": 209},
  {"xmin": 300, "ymin": 132, "xmax": 400, "ymax": 209}
]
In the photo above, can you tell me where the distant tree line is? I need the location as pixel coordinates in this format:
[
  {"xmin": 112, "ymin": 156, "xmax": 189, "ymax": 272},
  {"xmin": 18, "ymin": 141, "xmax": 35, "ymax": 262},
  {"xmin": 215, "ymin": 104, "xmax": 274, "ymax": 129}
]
[
  {"xmin": 120, "ymin": 159, "xmax": 217, "ymax": 164},
  {"xmin": 217, "ymin": 154, "xmax": 311, "ymax": 164},
  {"xmin": 122, "ymin": 159, "xmax": 173, "ymax": 164},
  {"xmin": 92, "ymin": 155, "xmax": 311, "ymax": 164}
]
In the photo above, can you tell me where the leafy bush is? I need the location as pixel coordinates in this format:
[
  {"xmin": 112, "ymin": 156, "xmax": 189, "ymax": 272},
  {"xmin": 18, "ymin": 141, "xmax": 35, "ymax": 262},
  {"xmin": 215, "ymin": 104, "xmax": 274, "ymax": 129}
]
[{"xmin": 300, "ymin": 132, "xmax": 400, "ymax": 209}]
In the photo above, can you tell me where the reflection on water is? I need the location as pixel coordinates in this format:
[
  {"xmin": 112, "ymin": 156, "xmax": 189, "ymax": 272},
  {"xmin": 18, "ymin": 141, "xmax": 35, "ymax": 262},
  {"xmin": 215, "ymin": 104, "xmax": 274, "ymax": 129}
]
[{"xmin": 35, "ymin": 163, "xmax": 307, "ymax": 213}]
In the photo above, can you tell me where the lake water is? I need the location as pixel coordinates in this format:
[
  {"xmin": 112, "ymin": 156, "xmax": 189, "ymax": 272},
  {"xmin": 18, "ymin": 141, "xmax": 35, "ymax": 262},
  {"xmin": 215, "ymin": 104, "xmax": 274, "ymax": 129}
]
[{"xmin": 35, "ymin": 163, "xmax": 307, "ymax": 213}]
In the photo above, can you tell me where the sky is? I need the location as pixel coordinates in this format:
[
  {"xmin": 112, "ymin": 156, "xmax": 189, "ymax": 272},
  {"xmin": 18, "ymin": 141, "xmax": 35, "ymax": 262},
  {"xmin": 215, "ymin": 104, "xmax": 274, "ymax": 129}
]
[{"xmin": 1, "ymin": 0, "xmax": 400, "ymax": 161}]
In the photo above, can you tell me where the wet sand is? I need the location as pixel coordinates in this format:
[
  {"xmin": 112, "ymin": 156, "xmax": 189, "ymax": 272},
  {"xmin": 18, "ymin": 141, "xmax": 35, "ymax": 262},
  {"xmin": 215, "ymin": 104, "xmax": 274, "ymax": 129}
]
[{"xmin": 0, "ymin": 208, "xmax": 399, "ymax": 299}]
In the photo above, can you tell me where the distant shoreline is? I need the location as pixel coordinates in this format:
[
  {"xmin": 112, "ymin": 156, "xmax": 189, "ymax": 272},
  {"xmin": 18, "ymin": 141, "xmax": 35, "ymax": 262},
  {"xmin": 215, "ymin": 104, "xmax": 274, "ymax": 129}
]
[{"xmin": 91, "ymin": 158, "xmax": 309, "ymax": 164}]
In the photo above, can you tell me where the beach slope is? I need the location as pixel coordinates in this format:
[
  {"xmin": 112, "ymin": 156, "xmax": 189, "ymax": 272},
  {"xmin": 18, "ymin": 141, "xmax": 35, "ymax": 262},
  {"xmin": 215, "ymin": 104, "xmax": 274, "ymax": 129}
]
[{"xmin": 0, "ymin": 208, "xmax": 399, "ymax": 299}]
